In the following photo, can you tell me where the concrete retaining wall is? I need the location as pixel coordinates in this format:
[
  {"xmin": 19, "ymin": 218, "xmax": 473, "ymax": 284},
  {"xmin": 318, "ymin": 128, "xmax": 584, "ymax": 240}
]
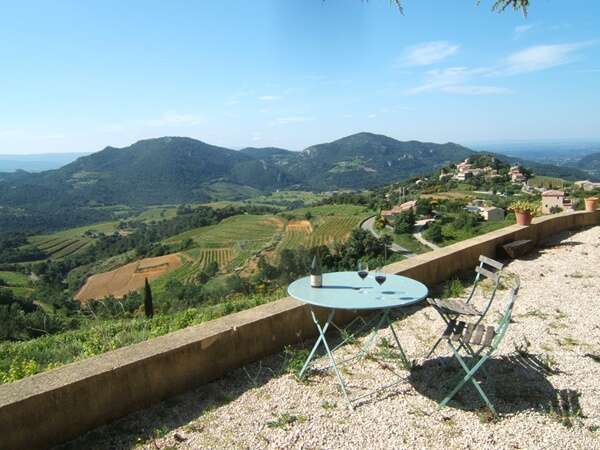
[{"xmin": 1, "ymin": 210, "xmax": 597, "ymax": 450}]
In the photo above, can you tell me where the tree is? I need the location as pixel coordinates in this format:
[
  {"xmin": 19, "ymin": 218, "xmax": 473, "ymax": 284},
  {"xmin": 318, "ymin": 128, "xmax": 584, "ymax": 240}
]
[
  {"xmin": 394, "ymin": 210, "xmax": 415, "ymax": 234},
  {"xmin": 374, "ymin": 214, "xmax": 387, "ymax": 230},
  {"xmin": 416, "ymin": 198, "xmax": 433, "ymax": 217},
  {"xmin": 144, "ymin": 278, "xmax": 154, "ymax": 318},
  {"xmin": 426, "ymin": 222, "xmax": 444, "ymax": 244},
  {"xmin": 387, "ymin": 0, "xmax": 529, "ymax": 15}
]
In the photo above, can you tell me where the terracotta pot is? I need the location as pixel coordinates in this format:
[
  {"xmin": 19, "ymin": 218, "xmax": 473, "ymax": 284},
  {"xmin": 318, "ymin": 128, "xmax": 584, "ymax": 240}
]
[
  {"xmin": 515, "ymin": 210, "xmax": 533, "ymax": 226},
  {"xmin": 585, "ymin": 197, "xmax": 598, "ymax": 212}
]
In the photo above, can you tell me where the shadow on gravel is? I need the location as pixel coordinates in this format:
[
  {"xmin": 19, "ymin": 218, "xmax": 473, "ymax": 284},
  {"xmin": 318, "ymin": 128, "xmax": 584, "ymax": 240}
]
[{"xmin": 408, "ymin": 353, "xmax": 570, "ymax": 417}]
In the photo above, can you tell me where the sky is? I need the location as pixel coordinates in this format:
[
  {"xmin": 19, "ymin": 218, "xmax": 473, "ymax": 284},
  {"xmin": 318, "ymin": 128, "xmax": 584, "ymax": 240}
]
[{"xmin": 1, "ymin": 0, "xmax": 600, "ymax": 154}]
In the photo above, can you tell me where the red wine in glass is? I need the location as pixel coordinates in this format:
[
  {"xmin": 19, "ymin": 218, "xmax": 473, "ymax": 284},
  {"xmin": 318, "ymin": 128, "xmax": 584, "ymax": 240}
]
[
  {"xmin": 375, "ymin": 274, "xmax": 387, "ymax": 285},
  {"xmin": 357, "ymin": 262, "xmax": 368, "ymax": 292}
]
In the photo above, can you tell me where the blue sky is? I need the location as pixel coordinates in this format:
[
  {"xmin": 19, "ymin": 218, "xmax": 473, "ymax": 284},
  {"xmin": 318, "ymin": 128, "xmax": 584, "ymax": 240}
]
[{"xmin": 1, "ymin": 0, "xmax": 599, "ymax": 154}]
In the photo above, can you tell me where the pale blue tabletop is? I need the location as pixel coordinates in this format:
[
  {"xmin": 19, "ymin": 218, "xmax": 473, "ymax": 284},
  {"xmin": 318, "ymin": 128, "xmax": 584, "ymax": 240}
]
[{"xmin": 288, "ymin": 271, "xmax": 428, "ymax": 311}]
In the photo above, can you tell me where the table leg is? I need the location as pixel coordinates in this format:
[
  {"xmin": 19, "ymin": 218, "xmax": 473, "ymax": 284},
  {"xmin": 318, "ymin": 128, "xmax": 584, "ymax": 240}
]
[
  {"xmin": 386, "ymin": 309, "xmax": 411, "ymax": 369},
  {"xmin": 299, "ymin": 308, "xmax": 335, "ymax": 378},
  {"xmin": 356, "ymin": 310, "xmax": 388, "ymax": 360},
  {"xmin": 299, "ymin": 308, "xmax": 352, "ymax": 409}
]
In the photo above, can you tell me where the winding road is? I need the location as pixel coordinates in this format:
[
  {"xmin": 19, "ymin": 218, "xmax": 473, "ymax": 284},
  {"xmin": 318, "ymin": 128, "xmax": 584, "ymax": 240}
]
[
  {"xmin": 360, "ymin": 216, "xmax": 416, "ymax": 257},
  {"xmin": 413, "ymin": 219, "xmax": 440, "ymax": 250},
  {"xmin": 361, "ymin": 216, "xmax": 440, "ymax": 256}
]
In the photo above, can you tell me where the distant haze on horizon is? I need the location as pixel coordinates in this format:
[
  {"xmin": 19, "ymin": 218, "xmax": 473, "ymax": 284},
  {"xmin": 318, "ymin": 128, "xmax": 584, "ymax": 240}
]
[{"xmin": 1, "ymin": 0, "xmax": 600, "ymax": 155}]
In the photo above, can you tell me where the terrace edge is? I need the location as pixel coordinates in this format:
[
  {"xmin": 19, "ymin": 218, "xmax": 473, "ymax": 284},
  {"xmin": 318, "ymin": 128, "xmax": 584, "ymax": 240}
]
[{"xmin": 0, "ymin": 210, "xmax": 598, "ymax": 450}]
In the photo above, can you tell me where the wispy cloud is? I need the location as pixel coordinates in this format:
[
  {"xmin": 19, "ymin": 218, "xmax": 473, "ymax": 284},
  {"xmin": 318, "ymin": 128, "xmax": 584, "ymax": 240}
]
[
  {"xmin": 367, "ymin": 113, "xmax": 377, "ymax": 119},
  {"xmin": 502, "ymin": 42, "xmax": 590, "ymax": 74},
  {"xmin": 442, "ymin": 85, "xmax": 513, "ymax": 95},
  {"xmin": 406, "ymin": 41, "xmax": 593, "ymax": 95},
  {"xmin": 224, "ymin": 99, "xmax": 239, "ymax": 106},
  {"xmin": 513, "ymin": 24, "xmax": 535, "ymax": 39},
  {"xmin": 145, "ymin": 111, "xmax": 204, "ymax": 127},
  {"xmin": 271, "ymin": 116, "xmax": 314, "ymax": 125},
  {"xmin": 400, "ymin": 41, "xmax": 459, "ymax": 66},
  {"xmin": 258, "ymin": 95, "xmax": 282, "ymax": 101},
  {"xmin": 406, "ymin": 66, "xmax": 497, "ymax": 95}
]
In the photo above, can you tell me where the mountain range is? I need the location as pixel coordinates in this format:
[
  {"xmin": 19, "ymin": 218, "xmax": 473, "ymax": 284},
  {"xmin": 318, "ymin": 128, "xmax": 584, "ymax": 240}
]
[{"xmin": 0, "ymin": 132, "xmax": 594, "ymax": 210}]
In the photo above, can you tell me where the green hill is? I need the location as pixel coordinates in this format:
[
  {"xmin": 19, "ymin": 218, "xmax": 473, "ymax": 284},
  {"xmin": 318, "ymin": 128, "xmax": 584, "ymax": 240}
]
[
  {"xmin": 1, "ymin": 132, "xmax": 590, "ymax": 233},
  {"xmin": 0, "ymin": 137, "xmax": 294, "ymax": 208},
  {"xmin": 575, "ymin": 152, "xmax": 600, "ymax": 179},
  {"xmin": 256, "ymin": 132, "xmax": 476, "ymax": 190}
]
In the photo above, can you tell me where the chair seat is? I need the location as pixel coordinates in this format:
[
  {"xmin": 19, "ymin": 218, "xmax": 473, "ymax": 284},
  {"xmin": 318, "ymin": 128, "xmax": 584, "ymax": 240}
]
[
  {"xmin": 428, "ymin": 298, "xmax": 481, "ymax": 316},
  {"xmin": 443, "ymin": 319, "xmax": 496, "ymax": 347}
]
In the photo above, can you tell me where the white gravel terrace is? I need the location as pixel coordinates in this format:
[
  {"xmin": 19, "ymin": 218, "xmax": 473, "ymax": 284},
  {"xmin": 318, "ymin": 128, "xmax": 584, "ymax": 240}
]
[{"xmin": 57, "ymin": 225, "xmax": 600, "ymax": 450}]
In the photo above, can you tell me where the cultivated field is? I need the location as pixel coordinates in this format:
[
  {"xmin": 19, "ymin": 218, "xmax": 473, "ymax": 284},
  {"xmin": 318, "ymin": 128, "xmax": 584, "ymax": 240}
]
[
  {"xmin": 528, "ymin": 176, "xmax": 569, "ymax": 189},
  {"xmin": 135, "ymin": 205, "xmax": 179, "ymax": 222},
  {"xmin": 277, "ymin": 216, "xmax": 364, "ymax": 251},
  {"xmin": 75, "ymin": 253, "xmax": 184, "ymax": 302},
  {"xmin": 420, "ymin": 191, "xmax": 472, "ymax": 200},
  {"xmin": 193, "ymin": 247, "xmax": 234, "ymax": 268},
  {"xmin": 277, "ymin": 205, "xmax": 371, "ymax": 253},
  {"xmin": 28, "ymin": 220, "xmax": 120, "ymax": 261},
  {"xmin": 166, "ymin": 214, "xmax": 284, "ymax": 250},
  {"xmin": 0, "ymin": 271, "xmax": 32, "ymax": 297}
]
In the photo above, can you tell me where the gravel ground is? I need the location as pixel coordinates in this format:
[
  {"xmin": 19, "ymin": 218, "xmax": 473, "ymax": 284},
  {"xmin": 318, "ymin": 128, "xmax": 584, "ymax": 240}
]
[{"xmin": 59, "ymin": 226, "xmax": 600, "ymax": 450}]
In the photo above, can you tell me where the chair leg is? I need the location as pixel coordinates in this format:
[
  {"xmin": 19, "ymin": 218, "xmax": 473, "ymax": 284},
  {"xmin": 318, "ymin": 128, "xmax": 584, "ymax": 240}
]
[
  {"xmin": 440, "ymin": 342, "xmax": 497, "ymax": 416},
  {"xmin": 425, "ymin": 309, "xmax": 454, "ymax": 359},
  {"xmin": 458, "ymin": 340, "xmax": 491, "ymax": 379},
  {"xmin": 425, "ymin": 335, "xmax": 444, "ymax": 359}
]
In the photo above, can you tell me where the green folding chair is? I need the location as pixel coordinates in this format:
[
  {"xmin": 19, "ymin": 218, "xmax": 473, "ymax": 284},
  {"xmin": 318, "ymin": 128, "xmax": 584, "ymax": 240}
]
[
  {"xmin": 438, "ymin": 278, "xmax": 520, "ymax": 415},
  {"xmin": 426, "ymin": 255, "xmax": 504, "ymax": 359}
]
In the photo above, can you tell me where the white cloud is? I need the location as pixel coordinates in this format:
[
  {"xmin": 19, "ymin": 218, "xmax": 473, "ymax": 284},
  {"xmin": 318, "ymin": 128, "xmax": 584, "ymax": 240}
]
[
  {"xmin": 441, "ymin": 85, "xmax": 513, "ymax": 95},
  {"xmin": 0, "ymin": 129, "xmax": 24, "ymax": 137},
  {"xmin": 145, "ymin": 111, "xmax": 204, "ymax": 127},
  {"xmin": 514, "ymin": 24, "xmax": 535, "ymax": 38},
  {"xmin": 271, "ymin": 116, "xmax": 314, "ymax": 125},
  {"xmin": 367, "ymin": 114, "xmax": 377, "ymax": 119},
  {"xmin": 400, "ymin": 41, "xmax": 459, "ymax": 66},
  {"xmin": 406, "ymin": 41, "xmax": 593, "ymax": 95},
  {"xmin": 258, "ymin": 95, "xmax": 282, "ymax": 101},
  {"xmin": 406, "ymin": 66, "xmax": 494, "ymax": 95},
  {"xmin": 502, "ymin": 43, "xmax": 590, "ymax": 74},
  {"xmin": 224, "ymin": 99, "xmax": 239, "ymax": 106}
]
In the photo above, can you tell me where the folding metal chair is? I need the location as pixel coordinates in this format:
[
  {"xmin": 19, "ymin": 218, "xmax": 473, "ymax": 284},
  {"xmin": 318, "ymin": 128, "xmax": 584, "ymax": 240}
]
[
  {"xmin": 438, "ymin": 278, "xmax": 520, "ymax": 415},
  {"xmin": 426, "ymin": 255, "xmax": 504, "ymax": 359}
]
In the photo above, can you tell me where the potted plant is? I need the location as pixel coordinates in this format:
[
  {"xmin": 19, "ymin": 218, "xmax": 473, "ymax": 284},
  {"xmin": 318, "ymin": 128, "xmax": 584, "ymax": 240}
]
[
  {"xmin": 509, "ymin": 200, "xmax": 540, "ymax": 226},
  {"xmin": 585, "ymin": 197, "xmax": 599, "ymax": 212}
]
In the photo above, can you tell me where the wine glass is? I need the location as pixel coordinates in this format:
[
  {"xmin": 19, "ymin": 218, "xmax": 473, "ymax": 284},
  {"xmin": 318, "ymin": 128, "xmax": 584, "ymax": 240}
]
[
  {"xmin": 357, "ymin": 261, "xmax": 369, "ymax": 293},
  {"xmin": 374, "ymin": 267, "xmax": 387, "ymax": 299}
]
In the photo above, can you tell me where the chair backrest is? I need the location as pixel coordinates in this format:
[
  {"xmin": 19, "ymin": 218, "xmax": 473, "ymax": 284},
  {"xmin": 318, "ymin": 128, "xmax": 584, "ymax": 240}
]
[
  {"xmin": 465, "ymin": 255, "xmax": 504, "ymax": 310},
  {"xmin": 489, "ymin": 276, "xmax": 521, "ymax": 351}
]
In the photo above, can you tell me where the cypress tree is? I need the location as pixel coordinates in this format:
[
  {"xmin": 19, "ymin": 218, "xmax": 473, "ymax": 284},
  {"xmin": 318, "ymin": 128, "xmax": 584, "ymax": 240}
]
[{"xmin": 144, "ymin": 278, "xmax": 154, "ymax": 318}]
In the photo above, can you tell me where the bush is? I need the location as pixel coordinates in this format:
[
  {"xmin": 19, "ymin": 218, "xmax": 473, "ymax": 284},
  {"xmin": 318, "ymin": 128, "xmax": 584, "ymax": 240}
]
[{"xmin": 425, "ymin": 222, "xmax": 444, "ymax": 243}]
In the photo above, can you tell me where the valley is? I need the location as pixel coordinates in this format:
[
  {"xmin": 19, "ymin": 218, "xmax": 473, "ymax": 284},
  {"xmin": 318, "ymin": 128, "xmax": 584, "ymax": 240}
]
[{"xmin": 2, "ymin": 133, "xmax": 599, "ymax": 384}]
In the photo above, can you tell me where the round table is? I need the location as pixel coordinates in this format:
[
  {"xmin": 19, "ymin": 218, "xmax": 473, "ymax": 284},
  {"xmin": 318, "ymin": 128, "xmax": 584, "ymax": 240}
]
[
  {"xmin": 287, "ymin": 271, "xmax": 428, "ymax": 408},
  {"xmin": 288, "ymin": 271, "xmax": 428, "ymax": 310}
]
